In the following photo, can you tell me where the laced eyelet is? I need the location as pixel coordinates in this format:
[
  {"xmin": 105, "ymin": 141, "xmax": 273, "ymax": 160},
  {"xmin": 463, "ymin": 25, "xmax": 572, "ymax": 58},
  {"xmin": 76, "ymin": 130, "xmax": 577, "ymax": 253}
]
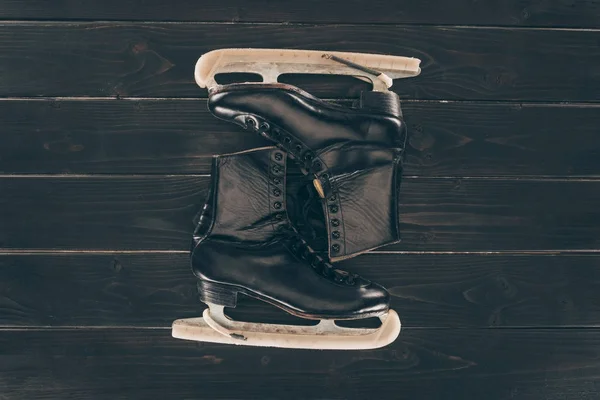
[
  {"xmin": 274, "ymin": 152, "xmax": 283, "ymax": 161},
  {"xmin": 331, "ymin": 244, "xmax": 340, "ymax": 253},
  {"xmin": 329, "ymin": 205, "xmax": 338, "ymax": 213},
  {"xmin": 303, "ymin": 152, "xmax": 314, "ymax": 161},
  {"xmin": 273, "ymin": 202, "xmax": 282, "ymax": 209},
  {"xmin": 331, "ymin": 218, "xmax": 340, "ymax": 227},
  {"xmin": 329, "ymin": 195, "xmax": 337, "ymax": 202},
  {"xmin": 332, "ymin": 231, "xmax": 340, "ymax": 239},
  {"xmin": 312, "ymin": 160, "xmax": 323, "ymax": 171},
  {"xmin": 278, "ymin": 227, "xmax": 353, "ymax": 284},
  {"xmin": 272, "ymin": 188, "xmax": 281, "ymax": 196},
  {"xmin": 273, "ymin": 177, "xmax": 281, "ymax": 185},
  {"xmin": 245, "ymin": 117, "xmax": 256, "ymax": 129},
  {"xmin": 260, "ymin": 122, "xmax": 270, "ymax": 131},
  {"xmin": 271, "ymin": 165, "xmax": 282, "ymax": 174}
]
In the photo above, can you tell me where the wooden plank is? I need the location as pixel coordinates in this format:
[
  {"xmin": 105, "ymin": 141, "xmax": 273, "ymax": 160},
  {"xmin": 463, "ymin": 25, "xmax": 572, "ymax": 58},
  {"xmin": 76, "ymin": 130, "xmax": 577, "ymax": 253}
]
[
  {"xmin": 0, "ymin": 99, "xmax": 270, "ymax": 174},
  {"xmin": 2, "ymin": 177, "xmax": 600, "ymax": 251},
  {"xmin": 1, "ymin": 328, "xmax": 599, "ymax": 399},
  {"xmin": 2, "ymin": 100, "xmax": 600, "ymax": 177},
  {"xmin": 0, "ymin": 176, "xmax": 209, "ymax": 251},
  {"xmin": 1, "ymin": 0, "xmax": 599, "ymax": 27},
  {"xmin": 1, "ymin": 253, "xmax": 600, "ymax": 328},
  {"xmin": 0, "ymin": 24, "xmax": 598, "ymax": 101},
  {"xmin": 395, "ymin": 178, "xmax": 600, "ymax": 251}
]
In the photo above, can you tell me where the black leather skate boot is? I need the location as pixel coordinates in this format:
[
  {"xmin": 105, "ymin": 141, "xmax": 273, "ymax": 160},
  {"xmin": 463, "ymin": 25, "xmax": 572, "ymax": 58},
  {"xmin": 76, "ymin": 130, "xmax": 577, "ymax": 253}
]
[
  {"xmin": 206, "ymin": 84, "xmax": 406, "ymax": 261},
  {"xmin": 191, "ymin": 146, "xmax": 391, "ymax": 321}
]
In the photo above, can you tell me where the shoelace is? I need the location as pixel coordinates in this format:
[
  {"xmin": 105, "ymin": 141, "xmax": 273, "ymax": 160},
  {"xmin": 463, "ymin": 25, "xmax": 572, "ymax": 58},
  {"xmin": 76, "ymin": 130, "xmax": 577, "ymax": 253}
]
[
  {"xmin": 246, "ymin": 117, "xmax": 321, "ymax": 175},
  {"xmin": 286, "ymin": 176, "xmax": 328, "ymax": 245},
  {"xmin": 278, "ymin": 223, "xmax": 356, "ymax": 286}
]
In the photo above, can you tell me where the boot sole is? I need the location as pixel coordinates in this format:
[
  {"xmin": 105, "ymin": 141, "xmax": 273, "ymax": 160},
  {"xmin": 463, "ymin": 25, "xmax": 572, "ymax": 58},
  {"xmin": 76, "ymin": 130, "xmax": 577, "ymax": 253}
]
[{"xmin": 197, "ymin": 279, "xmax": 387, "ymax": 321}]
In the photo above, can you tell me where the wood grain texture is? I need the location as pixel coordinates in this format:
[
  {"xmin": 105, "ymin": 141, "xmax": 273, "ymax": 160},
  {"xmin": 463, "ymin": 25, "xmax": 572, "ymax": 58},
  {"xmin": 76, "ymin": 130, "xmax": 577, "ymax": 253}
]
[
  {"xmin": 1, "ymin": 253, "xmax": 599, "ymax": 328},
  {"xmin": 0, "ymin": 99, "xmax": 270, "ymax": 174},
  {"xmin": 2, "ymin": 100, "xmax": 600, "ymax": 177},
  {"xmin": 0, "ymin": 176, "xmax": 208, "ymax": 251},
  {"xmin": 2, "ymin": 177, "xmax": 600, "ymax": 251},
  {"xmin": 0, "ymin": 24, "xmax": 598, "ymax": 101},
  {"xmin": 2, "ymin": 328, "xmax": 600, "ymax": 399},
  {"xmin": 1, "ymin": 2, "xmax": 597, "ymax": 399},
  {"xmin": 1, "ymin": 0, "xmax": 599, "ymax": 27}
]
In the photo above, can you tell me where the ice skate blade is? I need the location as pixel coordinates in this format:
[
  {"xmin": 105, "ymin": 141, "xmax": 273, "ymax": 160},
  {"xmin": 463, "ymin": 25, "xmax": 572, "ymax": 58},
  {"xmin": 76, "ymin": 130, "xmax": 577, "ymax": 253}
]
[
  {"xmin": 171, "ymin": 306, "xmax": 401, "ymax": 350},
  {"xmin": 195, "ymin": 48, "xmax": 421, "ymax": 92}
]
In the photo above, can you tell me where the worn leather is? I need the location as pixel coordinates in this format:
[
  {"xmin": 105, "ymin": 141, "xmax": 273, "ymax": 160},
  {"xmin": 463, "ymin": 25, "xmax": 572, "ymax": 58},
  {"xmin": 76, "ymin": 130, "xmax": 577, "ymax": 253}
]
[
  {"xmin": 191, "ymin": 147, "xmax": 390, "ymax": 319},
  {"xmin": 207, "ymin": 83, "xmax": 406, "ymax": 261}
]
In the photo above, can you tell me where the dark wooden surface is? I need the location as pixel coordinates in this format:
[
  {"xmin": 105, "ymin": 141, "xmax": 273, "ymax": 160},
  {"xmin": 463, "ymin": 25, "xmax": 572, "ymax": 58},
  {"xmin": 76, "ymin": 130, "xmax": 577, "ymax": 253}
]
[
  {"xmin": 1, "ymin": 253, "xmax": 599, "ymax": 328},
  {"xmin": 2, "ymin": 100, "xmax": 600, "ymax": 176},
  {"xmin": 3, "ymin": 177, "xmax": 600, "ymax": 251},
  {"xmin": 1, "ymin": 24, "xmax": 599, "ymax": 101},
  {"xmin": 1, "ymin": 2, "xmax": 600, "ymax": 399},
  {"xmin": 3, "ymin": 328, "xmax": 600, "ymax": 400},
  {"xmin": 1, "ymin": 0, "xmax": 599, "ymax": 27}
]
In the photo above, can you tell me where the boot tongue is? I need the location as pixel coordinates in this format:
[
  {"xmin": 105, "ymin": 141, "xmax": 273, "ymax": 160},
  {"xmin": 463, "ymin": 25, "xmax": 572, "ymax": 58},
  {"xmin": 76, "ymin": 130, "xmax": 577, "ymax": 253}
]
[{"xmin": 286, "ymin": 166, "xmax": 328, "ymax": 252}]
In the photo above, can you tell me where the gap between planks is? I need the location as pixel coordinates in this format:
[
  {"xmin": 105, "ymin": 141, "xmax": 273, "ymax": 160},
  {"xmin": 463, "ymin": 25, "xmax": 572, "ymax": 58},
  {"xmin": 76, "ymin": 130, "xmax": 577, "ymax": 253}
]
[
  {"xmin": 2, "ymin": 174, "xmax": 600, "ymax": 181},
  {"xmin": 2, "ymin": 325, "xmax": 600, "ymax": 331},
  {"xmin": 0, "ymin": 20, "xmax": 599, "ymax": 32},
  {"xmin": 2, "ymin": 249, "xmax": 600, "ymax": 256},
  {"xmin": 0, "ymin": 97, "xmax": 599, "ymax": 107}
]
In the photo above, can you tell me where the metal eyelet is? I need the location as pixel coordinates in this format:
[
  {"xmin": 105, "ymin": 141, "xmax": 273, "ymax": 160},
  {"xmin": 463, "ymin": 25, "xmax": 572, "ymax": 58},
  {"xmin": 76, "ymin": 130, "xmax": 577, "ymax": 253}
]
[
  {"xmin": 273, "ymin": 202, "xmax": 282, "ymax": 209},
  {"xmin": 273, "ymin": 177, "xmax": 281, "ymax": 185},
  {"xmin": 303, "ymin": 152, "xmax": 314, "ymax": 161},
  {"xmin": 332, "ymin": 231, "xmax": 341, "ymax": 239},
  {"xmin": 271, "ymin": 165, "xmax": 282, "ymax": 174},
  {"xmin": 329, "ymin": 205, "xmax": 338, "ymax": 213},
  {"xmin": 274, "ymin": 152, "xmax": 283, "ymax": 161},
  {"xmin": 329, "ymin": 195, "xmax": 337, "ymax": 202},
  {"xmin": 283, "ymin": 137, "xmax": 292, "ymax": 144},
  {"xmin": 331, "ymin": 244, "xmax": 340, "ymax": 253},
  {"xmin": 272, "ymin": 188, "xmax": 281, "ymax": 196},
  {"xmin": 331, "ymin": 218, "xmax": 340, "ymax": 227}
]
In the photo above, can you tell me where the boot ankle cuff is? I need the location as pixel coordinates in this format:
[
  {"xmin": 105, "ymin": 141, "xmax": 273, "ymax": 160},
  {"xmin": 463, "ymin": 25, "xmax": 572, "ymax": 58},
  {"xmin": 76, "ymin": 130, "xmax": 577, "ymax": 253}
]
[{"xmin": 320, "ymin": 151, "xmax": 402, "ymax": 262}]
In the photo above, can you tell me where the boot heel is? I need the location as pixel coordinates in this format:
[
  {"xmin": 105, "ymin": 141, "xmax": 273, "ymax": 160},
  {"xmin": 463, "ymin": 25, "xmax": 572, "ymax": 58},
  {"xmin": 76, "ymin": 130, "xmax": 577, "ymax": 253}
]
[
  {"xmin": 197, "ymin": 280, "xmax": 238, "ymax": 308},
  {"xmin": 360, "ymin": 91, "xmax": 402, "ymax": 117}
]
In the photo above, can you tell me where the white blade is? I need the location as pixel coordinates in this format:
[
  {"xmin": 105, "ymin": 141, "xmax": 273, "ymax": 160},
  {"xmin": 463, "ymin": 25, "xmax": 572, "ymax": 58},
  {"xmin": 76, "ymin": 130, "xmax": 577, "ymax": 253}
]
[
  {"xmin": 171, "ymin": 307, "xmax": 401, "ymax": 350},
  {"xmin": 195, "ymin": 48, "xmax": 421, "ymax": 92}
]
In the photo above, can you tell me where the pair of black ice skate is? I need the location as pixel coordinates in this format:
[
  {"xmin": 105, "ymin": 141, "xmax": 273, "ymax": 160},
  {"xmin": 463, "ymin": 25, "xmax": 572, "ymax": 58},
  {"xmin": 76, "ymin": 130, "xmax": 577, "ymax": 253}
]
[{"xmin": 171, "ymin": 49, "xmax": 418, "ymax": 350}]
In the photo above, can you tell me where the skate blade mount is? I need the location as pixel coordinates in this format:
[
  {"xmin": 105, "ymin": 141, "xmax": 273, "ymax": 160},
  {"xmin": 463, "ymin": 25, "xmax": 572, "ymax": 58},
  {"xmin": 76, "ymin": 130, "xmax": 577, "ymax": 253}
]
[
  {"xmin": 172, "ymin": 304, "xmax": 401, "ymax": 350},
  {"xmin": 195, "ymin": 48, "xmax": 422, "ymax": 92}
]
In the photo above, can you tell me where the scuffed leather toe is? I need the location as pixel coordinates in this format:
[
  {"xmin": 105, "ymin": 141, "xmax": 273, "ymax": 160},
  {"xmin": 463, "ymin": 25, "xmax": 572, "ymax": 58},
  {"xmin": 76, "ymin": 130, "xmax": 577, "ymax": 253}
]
[{"xmin": 359, "ymin": 281, "xmax": 391, "ymax": 316}]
